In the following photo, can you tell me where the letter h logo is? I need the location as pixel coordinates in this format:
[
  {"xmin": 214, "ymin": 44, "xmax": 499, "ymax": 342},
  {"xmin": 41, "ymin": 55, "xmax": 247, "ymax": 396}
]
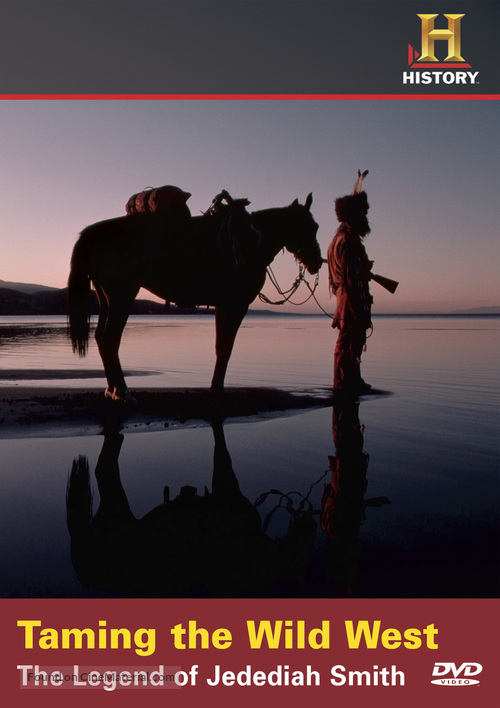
[
  {"xmin": 407, "ymin": 14, "xmax": 471, "ymax": 68},
  {"xmin": 417, "ymin": 14, "xmax": 465, "ymax": 62}
]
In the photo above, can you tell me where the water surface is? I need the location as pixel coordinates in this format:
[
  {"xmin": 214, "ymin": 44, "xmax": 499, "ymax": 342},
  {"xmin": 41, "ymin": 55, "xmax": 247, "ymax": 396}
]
[{"xmin": 0, "ymin": 314, "xmax": 498, "ymax": 598}]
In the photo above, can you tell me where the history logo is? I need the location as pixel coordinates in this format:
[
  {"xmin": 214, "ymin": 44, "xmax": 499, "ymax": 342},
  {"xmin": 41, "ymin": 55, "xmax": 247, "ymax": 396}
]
[{"xmin": 403, "ymin": 14, "xmax": 479, "ymax": 86}]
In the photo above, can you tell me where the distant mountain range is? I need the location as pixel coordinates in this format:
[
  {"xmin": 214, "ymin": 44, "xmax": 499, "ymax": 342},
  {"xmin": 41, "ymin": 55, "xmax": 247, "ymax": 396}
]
[
  {"xmin": 0, "ymin": 280, "xmax": 208, "ymax": 316},
  {"xmin": 0, "ymin": 279, "xmax": 58, "ymax": 295},
  {"xmin": 0, "ymin": 280, "xmax": 498, "ymax": 316}
]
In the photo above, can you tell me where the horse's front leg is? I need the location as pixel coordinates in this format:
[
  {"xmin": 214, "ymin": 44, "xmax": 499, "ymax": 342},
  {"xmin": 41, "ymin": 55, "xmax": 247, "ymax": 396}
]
[{"xmin": 211, "ymin": 305, "xmax": 248, "ymax": 394}]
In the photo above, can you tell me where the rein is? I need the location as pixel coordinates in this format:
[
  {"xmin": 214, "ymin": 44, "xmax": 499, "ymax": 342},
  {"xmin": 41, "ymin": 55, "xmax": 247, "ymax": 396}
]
[
  {"xmin": 259, "ymin": 263, "xmax": 321, "ymax": 307},
  {"xmin": 259, "ymin": 263, "xmax": 335, "ymax": 319}
]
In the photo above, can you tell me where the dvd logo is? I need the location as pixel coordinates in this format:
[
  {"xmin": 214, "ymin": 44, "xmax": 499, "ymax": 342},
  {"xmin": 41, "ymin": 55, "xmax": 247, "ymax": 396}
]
[{"xmin": 431, "ymin": 662, "xmax": 482, "ymax": 686}]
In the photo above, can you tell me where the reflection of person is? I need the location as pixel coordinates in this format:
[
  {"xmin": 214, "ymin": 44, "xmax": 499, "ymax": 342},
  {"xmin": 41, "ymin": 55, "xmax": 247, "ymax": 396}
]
[
  {"xmin": 327, "ymin": 171, "xmax": 373, "ymax": 394},
  {"xmin": 321, "ymin": 399, "xmax": 368, "ymax": 594},
  {"xmin": 321, "ymin": 397, "xmax": 389, "ymax": 596}
]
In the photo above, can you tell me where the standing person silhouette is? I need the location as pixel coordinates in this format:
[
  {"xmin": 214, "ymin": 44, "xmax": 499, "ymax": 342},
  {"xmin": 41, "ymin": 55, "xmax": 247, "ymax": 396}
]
[{"xmin": 327, "ymin": 171, "xmax": 373, "ymax": 394}]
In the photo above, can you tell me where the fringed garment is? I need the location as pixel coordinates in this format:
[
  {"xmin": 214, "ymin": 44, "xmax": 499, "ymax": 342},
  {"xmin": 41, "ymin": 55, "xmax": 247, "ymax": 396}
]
[{"xmin": 327, "ymin": 225, "xmax": 373, "ymax": 390}]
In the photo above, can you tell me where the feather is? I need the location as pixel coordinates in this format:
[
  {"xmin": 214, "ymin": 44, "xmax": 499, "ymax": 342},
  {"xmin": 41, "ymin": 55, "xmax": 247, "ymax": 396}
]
[{"xmin": 353, "ymin": 169, "xmax": 369, "ymax": 194}]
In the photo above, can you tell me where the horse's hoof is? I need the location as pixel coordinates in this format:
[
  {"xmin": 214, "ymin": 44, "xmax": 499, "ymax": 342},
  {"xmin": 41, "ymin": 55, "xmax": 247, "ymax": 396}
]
[
  {"xmin": 105, "ymin": 387, "xmax": 138, "ymax": 405},
  {"xmin": 114, "ymin": 388, "xmax": 138, "ymax": 405}
]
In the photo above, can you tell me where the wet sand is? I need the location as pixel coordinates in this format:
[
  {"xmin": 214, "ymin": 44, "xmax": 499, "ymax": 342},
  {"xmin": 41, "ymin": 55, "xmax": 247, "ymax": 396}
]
[{"xmin": 0, "ymin": 384, "xmax": 334, "ymax": 438}]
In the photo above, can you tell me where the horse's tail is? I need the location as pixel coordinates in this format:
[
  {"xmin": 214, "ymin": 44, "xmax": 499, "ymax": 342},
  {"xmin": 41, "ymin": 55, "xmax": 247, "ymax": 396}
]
[{"xmin": 67, "ymin": 235, "xmax": 93, "ymax": 357}]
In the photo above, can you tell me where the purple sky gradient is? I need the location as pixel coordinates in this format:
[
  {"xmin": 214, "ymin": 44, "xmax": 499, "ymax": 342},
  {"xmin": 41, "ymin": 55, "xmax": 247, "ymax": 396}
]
[{"xmin": 0, "ymin": 99, "xmax": 498, "ymax": 313}]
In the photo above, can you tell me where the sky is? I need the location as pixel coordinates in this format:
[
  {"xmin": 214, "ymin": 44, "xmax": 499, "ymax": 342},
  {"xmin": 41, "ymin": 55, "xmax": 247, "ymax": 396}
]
[{"xmin": 0, "ymin": 98, "xmax": 498, "ymax": 314}]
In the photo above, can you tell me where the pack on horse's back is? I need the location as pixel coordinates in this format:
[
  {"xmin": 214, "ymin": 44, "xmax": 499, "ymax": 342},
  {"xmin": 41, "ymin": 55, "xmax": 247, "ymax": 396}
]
[{"xmin": 125, "ymin": 184, "xmax": 192, "ymax": 217}]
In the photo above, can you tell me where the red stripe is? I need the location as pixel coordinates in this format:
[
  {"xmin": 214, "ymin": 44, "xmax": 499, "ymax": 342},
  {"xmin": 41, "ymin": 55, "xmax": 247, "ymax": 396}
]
[{"xmin": 0, "ymin": 93, "xmax": 497, "ymax": 100}]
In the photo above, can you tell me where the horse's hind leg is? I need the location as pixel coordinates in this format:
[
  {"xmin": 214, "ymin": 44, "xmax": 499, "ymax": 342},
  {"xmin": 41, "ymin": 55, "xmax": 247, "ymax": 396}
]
[
  {"xmin": 95, "ymin": 286, "xmax": 139, "ymax": 403},
  {"xmin": 94, "ymin": 285, "xmax": 114, "ymax": 398}
]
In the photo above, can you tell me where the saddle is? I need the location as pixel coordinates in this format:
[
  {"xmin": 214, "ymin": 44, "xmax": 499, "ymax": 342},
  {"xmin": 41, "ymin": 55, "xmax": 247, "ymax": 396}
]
[{"xmin": 206, "ymin": 190, "xmax": 261, "ymax": 268}]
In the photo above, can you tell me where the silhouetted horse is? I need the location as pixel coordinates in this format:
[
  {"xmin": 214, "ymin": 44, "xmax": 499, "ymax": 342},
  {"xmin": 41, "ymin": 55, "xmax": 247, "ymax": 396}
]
[
  {"xmin": 68, "ymin": 193, "xmax": 322, "ymax": 401},
  {"xmin": 66, "ymin": 423, "xmax": 316, "ymax": 597}
]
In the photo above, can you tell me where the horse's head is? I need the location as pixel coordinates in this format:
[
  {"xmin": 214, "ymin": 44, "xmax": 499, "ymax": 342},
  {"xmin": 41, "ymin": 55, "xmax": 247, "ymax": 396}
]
[{"xmin": 285, "ymin": 193, "xmax": 323, "ymax": 274}]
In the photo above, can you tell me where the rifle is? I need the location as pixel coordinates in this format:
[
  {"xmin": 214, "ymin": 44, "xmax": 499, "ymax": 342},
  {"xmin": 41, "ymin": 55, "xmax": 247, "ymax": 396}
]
[
  {"xmin": 370, "ymin": 273, "xmax": 399, "ymax": 294},
  {"xmin": 322, "ymin": 259, "xmax": 399, "ymax": 294}
]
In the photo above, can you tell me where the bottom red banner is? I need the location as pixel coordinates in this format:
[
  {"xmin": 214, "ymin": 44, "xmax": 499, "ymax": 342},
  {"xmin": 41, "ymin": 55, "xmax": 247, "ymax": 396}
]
[{"xmin": 2, "ymin": 597, "xmax": 499, "ymax": 708}]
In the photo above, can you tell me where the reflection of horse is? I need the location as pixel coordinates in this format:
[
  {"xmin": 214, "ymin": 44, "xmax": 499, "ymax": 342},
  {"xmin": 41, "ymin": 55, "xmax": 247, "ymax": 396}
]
[
  {"xmin": 68, "ymin": 194, "xmax": 322, "ymax": 401},
  {"xmin": 66, "ymin": 423, "xmax": 316, "ymax": 598}
]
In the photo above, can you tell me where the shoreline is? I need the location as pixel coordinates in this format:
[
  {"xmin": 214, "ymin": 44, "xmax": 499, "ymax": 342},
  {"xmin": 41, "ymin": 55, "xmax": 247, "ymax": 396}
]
[{"xmin": 0, "ymin": 385, "xmax": 335, "ymax": 440}]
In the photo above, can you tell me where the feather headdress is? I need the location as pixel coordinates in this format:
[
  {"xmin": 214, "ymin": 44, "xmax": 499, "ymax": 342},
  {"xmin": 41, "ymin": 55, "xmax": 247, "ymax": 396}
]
[{"xmin": 335, "ymin": 170, "xmax": 369, "ymax": 223}]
